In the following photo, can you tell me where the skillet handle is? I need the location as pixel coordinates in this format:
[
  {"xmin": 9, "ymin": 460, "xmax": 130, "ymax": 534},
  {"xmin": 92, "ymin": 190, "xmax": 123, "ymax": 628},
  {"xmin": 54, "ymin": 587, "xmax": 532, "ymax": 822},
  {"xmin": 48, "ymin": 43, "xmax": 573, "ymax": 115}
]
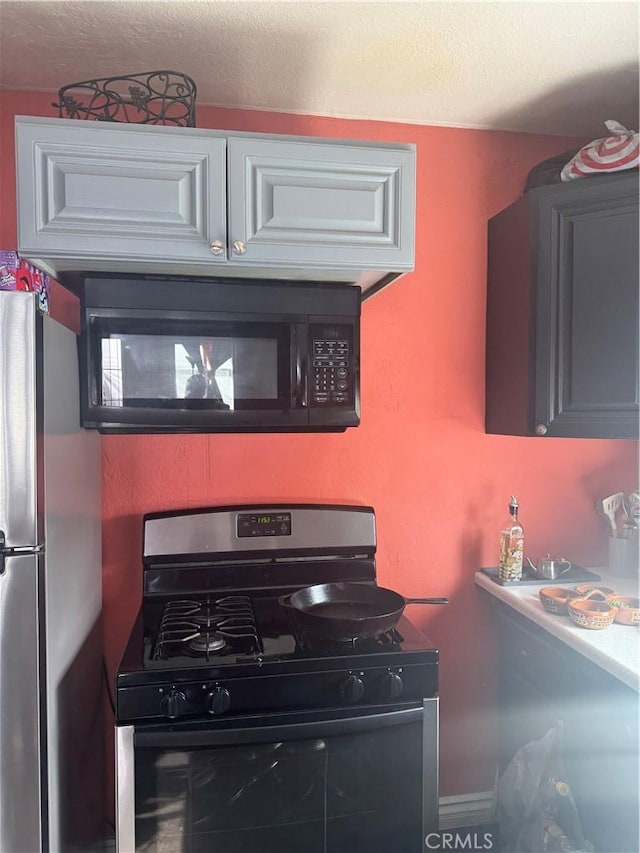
[
  {"xmin": 404, "ymin": 597, "xmax": 449, "ymax": 605},
  {"xmin": 278, "ymin": 594, "xmax": 294, "ymax": 609}
]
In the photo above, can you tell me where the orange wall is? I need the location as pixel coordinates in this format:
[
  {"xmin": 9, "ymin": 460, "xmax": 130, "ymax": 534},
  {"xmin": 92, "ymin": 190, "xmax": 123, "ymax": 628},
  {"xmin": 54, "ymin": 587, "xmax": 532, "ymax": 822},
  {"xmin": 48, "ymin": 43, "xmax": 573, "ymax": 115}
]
[{"xmin": 1, "ymin": 89, "xmax": 637, "ymax": 801}]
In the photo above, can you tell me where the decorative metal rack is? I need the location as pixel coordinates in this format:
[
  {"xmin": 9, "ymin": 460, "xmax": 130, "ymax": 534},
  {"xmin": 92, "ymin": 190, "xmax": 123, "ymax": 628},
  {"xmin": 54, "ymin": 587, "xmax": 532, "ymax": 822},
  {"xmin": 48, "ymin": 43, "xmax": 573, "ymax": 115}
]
[{"xmin": 52, "ymin": 70, "xmax": 197, "ymax": 126}]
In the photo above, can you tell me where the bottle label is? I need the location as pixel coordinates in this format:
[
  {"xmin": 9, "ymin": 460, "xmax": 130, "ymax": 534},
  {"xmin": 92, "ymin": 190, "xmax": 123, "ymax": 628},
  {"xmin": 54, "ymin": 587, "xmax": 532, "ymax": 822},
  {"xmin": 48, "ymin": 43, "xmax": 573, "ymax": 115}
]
[{"xmin": 498, "ymin": 531, "xmax": 524, "ymax": 580}]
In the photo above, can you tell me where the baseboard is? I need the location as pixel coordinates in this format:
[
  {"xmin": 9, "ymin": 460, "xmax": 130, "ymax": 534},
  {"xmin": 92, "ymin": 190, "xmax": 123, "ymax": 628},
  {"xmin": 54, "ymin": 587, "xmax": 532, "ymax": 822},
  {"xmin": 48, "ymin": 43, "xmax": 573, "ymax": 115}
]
[{"xmin": 439, "ymin": 791, "xmax": 495, "ymax": 830}]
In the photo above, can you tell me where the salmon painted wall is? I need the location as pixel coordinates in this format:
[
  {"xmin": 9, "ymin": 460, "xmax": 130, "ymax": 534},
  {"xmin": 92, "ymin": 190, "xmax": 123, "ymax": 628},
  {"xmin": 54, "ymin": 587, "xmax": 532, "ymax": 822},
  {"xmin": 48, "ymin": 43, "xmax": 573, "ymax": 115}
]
[{"xmin": 1, "ymin": 90, "xmax": 637, "ymax": 804}]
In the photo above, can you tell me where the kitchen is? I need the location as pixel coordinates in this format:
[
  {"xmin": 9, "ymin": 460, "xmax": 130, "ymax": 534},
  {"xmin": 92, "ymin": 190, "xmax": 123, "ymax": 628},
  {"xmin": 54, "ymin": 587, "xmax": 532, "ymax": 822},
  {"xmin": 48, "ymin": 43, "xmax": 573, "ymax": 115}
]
[{"xmin": 0, "ymin": 3, "xmax": 638, "ymax": 852}]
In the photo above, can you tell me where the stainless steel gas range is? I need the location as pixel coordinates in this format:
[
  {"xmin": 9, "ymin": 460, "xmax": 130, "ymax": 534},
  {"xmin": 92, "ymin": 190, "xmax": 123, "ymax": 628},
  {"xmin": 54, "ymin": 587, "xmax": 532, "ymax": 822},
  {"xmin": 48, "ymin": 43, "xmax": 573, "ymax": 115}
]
[{"xmin": 115, "ymin": 504, "xmax": 440, "ymax": 853}]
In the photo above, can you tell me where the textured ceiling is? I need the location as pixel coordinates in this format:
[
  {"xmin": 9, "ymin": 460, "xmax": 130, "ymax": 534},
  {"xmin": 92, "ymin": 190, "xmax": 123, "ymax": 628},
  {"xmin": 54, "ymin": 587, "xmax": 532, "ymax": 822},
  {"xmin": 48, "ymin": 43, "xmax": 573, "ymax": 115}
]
[{"xmin": 0, "ymin": 1, "xmax": 638, "ymax": 137}]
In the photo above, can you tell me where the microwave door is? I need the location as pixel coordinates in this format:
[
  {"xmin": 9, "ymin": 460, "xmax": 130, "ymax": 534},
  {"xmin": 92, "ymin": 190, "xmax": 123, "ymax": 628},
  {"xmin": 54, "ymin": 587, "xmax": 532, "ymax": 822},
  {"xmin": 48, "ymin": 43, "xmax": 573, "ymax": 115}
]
[{"xmin": 83, "ymin": 316, "xmax": 310, "ymax": 432}]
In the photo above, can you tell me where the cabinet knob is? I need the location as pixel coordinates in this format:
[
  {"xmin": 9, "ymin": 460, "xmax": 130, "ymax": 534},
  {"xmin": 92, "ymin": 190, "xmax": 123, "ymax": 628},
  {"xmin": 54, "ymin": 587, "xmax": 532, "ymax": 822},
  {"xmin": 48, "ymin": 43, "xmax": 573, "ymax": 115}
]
[
  {"xmin": 209, "ymin": 240, "xmax": 225, "ymax": 256},
  {"xmin": 231, "ymin": 240, "xmax": 246, "ymax": 255},
  {"xmin": 535, "ymin": 424, "xmax": 548, "ymax": 436}
]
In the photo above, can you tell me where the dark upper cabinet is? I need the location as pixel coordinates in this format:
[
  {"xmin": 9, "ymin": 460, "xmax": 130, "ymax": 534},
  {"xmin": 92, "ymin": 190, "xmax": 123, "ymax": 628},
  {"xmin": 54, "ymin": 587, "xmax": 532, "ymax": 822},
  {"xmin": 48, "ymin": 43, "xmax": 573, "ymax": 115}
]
[{"xmin": 486, "ymin": 172, "xmax": 639, "ymax": 438}]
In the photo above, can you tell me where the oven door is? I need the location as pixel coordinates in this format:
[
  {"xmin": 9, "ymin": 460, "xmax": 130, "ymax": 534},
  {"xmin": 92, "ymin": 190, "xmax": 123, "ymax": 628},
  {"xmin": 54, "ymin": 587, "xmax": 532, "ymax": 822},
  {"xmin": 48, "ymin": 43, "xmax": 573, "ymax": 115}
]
[{"xmin": 117, "ymin": 700, "xmax": 438, "ymax": 853}]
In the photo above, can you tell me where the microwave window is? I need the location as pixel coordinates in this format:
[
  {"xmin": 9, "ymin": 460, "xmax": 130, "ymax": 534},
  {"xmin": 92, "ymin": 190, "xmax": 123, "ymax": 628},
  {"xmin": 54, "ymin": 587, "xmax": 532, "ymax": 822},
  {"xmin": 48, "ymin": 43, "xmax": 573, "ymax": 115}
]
[{"xmin": 100, "ymin": 334, "xmax": 279, "ymax": 410}]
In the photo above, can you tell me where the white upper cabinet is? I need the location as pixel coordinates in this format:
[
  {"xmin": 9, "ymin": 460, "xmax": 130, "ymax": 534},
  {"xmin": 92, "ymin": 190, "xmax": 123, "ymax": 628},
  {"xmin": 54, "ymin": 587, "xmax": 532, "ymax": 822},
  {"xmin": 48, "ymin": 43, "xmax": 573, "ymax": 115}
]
[
  {"xmin": 17, "ymin": 119, "xmax": 227, "ymax": 264},
  {"xmin": 15, "ymin": 117, "xmax": 416, "ymax": 298},
  {"xmin": 226, "ymin": 137, "xmax": 415, "ymax": 270}
]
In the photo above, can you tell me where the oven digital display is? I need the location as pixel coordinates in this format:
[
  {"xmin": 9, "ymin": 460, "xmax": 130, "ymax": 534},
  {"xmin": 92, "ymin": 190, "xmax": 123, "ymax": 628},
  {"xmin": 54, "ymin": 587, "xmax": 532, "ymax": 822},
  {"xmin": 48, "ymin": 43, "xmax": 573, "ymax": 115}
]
[{"xmin": 237, "ymin": 512, "xmax": 292, "ymax": 538}]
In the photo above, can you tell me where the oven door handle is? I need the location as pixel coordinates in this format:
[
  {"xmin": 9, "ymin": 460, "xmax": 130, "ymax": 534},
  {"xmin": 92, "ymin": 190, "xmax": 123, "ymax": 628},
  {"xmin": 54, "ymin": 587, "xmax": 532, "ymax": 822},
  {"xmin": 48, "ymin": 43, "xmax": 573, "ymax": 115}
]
[{"xmin": 134, "ymin": 705, "xmax": 423, "ymax": 749}]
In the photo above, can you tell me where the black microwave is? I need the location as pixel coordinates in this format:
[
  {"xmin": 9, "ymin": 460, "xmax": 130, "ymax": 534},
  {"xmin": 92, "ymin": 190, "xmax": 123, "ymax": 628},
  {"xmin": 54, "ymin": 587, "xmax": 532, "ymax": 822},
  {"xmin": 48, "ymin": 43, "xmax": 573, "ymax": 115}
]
[{"xmin": 78, "ymin": 276, "xmax": 360, "ymax": 433}]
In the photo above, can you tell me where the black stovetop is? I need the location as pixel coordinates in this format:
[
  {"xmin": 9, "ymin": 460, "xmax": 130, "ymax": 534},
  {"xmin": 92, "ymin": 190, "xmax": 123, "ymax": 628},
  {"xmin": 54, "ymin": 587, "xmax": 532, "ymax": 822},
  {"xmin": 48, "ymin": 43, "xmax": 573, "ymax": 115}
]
[
  {"xmin": 118, "ymin": 589, "xmax": 438, "ymax": 687},
  {"xmin": 116, "ymin": 590, "xmax": 439, "ymax": 725}
]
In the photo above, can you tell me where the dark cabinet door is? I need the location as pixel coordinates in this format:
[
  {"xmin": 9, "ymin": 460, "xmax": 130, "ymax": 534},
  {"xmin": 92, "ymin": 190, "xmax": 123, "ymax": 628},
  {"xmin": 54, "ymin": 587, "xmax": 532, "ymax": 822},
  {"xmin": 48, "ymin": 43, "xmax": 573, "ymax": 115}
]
[
  {"xmin": 486, "ymin": 172, "xmax": 639, "ymax": 438},
  {"xmin": 496, "ymin": 607, "xmax": 640, "ymax": 853}
]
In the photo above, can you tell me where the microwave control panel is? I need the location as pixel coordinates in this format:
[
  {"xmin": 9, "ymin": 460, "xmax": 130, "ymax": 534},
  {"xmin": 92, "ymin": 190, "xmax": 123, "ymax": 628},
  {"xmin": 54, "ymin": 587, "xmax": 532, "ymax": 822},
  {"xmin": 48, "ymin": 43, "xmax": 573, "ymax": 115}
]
[{"xmin": 310, "ymin": 324, "xmax": 354, "ymax": 406}]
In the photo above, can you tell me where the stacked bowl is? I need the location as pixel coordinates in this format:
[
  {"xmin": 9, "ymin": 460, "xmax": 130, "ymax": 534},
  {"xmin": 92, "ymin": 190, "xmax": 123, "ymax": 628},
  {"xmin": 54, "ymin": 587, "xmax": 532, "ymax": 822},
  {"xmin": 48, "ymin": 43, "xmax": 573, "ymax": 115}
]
[{"xmin": 539, "ymin": 584, "xmax": 640, "ymax": 630}]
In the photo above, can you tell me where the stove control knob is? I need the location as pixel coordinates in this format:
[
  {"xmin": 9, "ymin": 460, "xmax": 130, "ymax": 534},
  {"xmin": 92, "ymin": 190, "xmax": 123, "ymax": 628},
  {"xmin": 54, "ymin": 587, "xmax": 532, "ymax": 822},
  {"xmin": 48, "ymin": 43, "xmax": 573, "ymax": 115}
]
[
  {"xmin": 205, "ymin": 687, "xmax": 231, "ymax": 715},
  {"xmin": 160, "ymin": 690, "xmax": 187, "ymax": 719},
  {"xmin": 381, "ymin": 671, "xmax": 404, "ymax": 699},
  {"xmin": 340, "ymin": 674, "xmax": 365, "ymax": 703}
]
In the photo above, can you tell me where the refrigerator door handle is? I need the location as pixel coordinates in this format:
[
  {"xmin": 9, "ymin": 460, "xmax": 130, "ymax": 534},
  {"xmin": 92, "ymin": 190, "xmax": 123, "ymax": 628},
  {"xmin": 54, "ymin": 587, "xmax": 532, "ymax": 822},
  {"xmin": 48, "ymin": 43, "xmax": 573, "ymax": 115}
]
[
  {"xmin": 0, "ymin": 530, "xmax": 7, "ymax": 575},
  {"xmin": 0, "ymin": 531, "xmax": 43, "ymax": 575}
]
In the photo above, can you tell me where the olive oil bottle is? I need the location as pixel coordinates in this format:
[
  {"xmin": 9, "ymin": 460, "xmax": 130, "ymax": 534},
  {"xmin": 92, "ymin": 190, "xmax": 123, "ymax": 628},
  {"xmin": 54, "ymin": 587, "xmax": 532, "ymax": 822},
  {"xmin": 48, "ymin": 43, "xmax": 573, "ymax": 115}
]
[{"xmin": 498, "ymin": 495, "xmax": 525, "ymax": 581}]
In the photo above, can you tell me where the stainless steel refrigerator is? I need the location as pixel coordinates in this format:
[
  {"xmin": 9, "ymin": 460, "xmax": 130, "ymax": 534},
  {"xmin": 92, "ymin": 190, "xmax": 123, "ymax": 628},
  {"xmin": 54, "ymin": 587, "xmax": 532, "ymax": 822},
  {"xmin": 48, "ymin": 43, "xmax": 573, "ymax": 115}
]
[{"xmin": 0, "ymin": 290, "xmax": 103, "ymax": 852}]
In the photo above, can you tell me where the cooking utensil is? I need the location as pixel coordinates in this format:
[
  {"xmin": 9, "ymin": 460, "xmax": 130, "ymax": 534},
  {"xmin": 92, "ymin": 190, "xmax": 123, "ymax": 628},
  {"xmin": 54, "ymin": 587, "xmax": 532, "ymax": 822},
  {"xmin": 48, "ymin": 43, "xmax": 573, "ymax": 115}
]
[
  {"xmin": 597, "ymin": 492, "xmax": 624, "ymax": 536},
  {"xmin": 525, "ymin": 555, "xmax": 573, "ymax": 580},
  {"xmin": 621, "ymin": 494, "xmax": 631, "ymax": 521},
  {"xmin": 279, "ymin": 582, "xmax": 448, "ymax": 640}
]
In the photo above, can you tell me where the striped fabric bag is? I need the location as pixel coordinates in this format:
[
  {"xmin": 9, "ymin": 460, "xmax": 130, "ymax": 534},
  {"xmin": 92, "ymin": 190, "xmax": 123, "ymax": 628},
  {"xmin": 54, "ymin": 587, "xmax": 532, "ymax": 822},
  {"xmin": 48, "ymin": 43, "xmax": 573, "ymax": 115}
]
[{"xmin": 561, "ymin": 120, "xmax": 638, "ymax": 181}]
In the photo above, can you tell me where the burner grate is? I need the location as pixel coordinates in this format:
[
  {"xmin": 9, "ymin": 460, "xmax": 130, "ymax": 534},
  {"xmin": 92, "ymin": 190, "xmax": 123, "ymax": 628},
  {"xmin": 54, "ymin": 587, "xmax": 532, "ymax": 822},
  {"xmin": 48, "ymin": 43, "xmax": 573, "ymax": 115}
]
[{"xmin": 152, "ymin": 596, "xmax": 262, "ymax": 660}]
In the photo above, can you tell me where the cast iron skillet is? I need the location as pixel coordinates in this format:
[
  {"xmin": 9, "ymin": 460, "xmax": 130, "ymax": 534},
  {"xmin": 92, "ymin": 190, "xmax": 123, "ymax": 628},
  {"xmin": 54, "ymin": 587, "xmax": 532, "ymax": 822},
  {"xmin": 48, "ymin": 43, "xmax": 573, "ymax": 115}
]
[{"xmin": 279, "ymin": 582, "xmax": 448, "ymax": 641}]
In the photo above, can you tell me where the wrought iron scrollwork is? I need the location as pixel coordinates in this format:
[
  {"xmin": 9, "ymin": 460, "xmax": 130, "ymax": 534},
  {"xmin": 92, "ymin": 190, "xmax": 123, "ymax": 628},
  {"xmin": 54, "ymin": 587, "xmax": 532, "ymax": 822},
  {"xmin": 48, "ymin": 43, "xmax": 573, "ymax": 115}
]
[{"xmin": 52, "ymin": 70, "xmax": 197, "ymax": 126}]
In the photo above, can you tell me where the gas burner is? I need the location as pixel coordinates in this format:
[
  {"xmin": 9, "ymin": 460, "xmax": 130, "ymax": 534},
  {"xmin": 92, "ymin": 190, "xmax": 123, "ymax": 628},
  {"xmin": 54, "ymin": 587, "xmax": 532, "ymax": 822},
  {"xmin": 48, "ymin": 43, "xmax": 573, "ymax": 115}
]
[
  {"xmin": 188, "ymin": 632, "xmax": 227, "ymax": 654},
  {"xmin": 152, "ymin": 595, "xmax": 262, "ymax": 661}
]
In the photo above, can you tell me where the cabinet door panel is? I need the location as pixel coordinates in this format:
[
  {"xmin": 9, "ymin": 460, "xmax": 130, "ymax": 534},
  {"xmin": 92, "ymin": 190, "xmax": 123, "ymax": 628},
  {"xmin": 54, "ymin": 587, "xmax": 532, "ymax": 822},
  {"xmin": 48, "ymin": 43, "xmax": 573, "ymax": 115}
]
[
  {"xmin": 497, "ymin": 606, "xmax": 640, "ymax": 853},
  {"xmin": 498, "ymin": 666, "xmax": 561, "ymax": 770},
  {"xmin": 535, "ymin": 188, "xmax": 639, "ymax": 436},
  {"xmin": 227, "ymin": 138, "xmax": 415, "ymax": 270},
  {"xmin": 568, "ymin": 207, "xmax": 639, "ymax": 405},
  {"xmin": 17, "ymin": 122, "xmax": 227, "ymax": 263}
]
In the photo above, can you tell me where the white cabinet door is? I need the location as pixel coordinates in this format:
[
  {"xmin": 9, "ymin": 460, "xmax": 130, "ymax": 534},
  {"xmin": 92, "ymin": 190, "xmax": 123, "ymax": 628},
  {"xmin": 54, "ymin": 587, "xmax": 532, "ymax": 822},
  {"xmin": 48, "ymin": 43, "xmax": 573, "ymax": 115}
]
[
  {"xmin": 16, "ymin": 119, "xmax": 227, "ymax": 265},
  {"xmin": 227, "ymin": 137, "xmax": 415, "ymax": 271}
]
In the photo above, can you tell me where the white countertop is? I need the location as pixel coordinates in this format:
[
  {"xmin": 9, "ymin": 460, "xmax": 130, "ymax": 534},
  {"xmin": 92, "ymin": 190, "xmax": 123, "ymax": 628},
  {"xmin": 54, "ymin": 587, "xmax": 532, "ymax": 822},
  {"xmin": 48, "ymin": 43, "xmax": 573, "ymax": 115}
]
[{"xmin": 475, "ymin": 569, "xmax": 640, "ymax": 692}]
